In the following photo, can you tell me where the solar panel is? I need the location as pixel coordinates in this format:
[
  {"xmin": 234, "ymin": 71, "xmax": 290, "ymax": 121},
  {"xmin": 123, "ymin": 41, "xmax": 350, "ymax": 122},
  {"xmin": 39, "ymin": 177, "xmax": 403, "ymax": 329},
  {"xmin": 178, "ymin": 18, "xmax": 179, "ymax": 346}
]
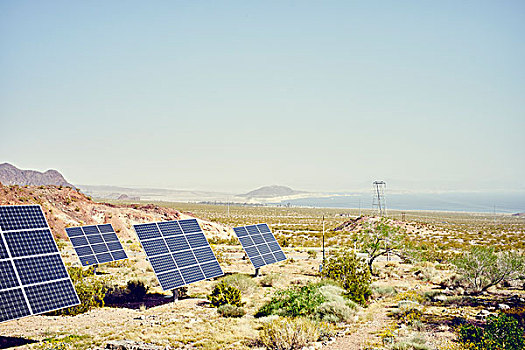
[
  {"xmin": 0, "ymin": 205, "xmax": 80, "ymax": 323},
  {"xmin": 233, "ymin": 223, "xmax": 287, "ymax": 268},
  {"xmin": 65, "ymin": 224, "xmax": 128, "ymax": 266},
  {"xmin": 133, "ymin": 219, "xmax": 223, "ymax": 291}
]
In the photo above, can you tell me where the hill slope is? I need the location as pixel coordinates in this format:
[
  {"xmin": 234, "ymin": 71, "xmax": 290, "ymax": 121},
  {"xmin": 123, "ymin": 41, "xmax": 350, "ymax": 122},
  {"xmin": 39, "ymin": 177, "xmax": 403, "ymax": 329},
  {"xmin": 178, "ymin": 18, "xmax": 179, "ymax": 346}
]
[
  {"xmin": 240, "ymin": 185, "xmax": 305, "ymax": 198},
  {"xmin": 0, "ymin": 163, "xmax": 75, "ymax": 187},
  {"xmin": 0, "ymin": 183, "xmax": 232, "ymax": 241}
]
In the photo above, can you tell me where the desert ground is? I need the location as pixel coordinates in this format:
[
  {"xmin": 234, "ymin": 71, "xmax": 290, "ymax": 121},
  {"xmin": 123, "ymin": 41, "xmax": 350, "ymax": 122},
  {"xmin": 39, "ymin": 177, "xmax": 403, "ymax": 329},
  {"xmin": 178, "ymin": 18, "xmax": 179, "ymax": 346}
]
[{"xmin": 0, "ymin": 190, "xmax": 524, "ymax": 350}]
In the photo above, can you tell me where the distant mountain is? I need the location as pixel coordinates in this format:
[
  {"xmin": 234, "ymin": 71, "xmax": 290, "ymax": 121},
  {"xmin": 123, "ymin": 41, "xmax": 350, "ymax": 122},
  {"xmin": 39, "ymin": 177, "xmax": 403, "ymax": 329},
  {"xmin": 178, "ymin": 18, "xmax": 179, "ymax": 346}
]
[
  {"xmin": 240, "ymin": 185, "xmax": 306, "ymax": 198},
  {"xmin": 0, "ymin": 163, "xmax": 75, "ymax": 188}
]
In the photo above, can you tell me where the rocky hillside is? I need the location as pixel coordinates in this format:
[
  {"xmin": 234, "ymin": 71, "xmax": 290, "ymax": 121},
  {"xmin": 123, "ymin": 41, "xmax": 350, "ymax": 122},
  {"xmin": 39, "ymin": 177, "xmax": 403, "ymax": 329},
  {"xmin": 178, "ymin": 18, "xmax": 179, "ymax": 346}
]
[
  {"xmin": 0, "ymin": 163, "xmax": 75, "ymax": 188},
  {"xmin": 0, "ymin": 182, "xmax": 233, "ymax": 242},
  {"xmin": 240, "ymin": 185, "xmax": 304, "ymax": 198}
]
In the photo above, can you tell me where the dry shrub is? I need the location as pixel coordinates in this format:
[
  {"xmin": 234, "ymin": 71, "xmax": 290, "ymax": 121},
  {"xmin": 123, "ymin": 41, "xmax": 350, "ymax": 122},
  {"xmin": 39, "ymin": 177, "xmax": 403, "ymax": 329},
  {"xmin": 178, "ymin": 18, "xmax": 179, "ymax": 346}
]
[
  {"xmin": 222, "ymin": 273, "xmax": 258, "ymax": 294},
  {"xmin": 259, "ymin": 317, "xmax": 320, "ymax": 350}
]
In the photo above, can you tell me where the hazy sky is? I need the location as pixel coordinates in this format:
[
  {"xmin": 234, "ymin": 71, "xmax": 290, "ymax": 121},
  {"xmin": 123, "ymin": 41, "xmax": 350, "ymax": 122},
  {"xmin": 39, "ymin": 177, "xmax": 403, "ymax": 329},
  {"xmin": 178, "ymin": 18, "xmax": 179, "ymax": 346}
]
[{"xmin": 1, "ymin": 1, "xmax": 524, "ymax": 193}]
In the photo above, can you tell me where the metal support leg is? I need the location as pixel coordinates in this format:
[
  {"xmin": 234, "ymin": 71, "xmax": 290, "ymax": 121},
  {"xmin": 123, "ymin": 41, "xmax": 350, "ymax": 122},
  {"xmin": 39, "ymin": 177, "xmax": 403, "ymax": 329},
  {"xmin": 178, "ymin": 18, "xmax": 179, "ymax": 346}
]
[
  {"xmin": 254, "ymin": 268, "xmax": 260, "ymax": 277},
  {"xmin": 173, "ymin": 289, "xmax": 179, "ymax": 302}
]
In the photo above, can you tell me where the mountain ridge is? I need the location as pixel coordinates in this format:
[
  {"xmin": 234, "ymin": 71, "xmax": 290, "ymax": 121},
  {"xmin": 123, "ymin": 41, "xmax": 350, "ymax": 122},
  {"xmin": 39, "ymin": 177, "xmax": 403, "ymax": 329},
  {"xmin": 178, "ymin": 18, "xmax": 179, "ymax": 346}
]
[{"xmin": 0, "ymin": 163, "xmax": 75, "ymax": 188}]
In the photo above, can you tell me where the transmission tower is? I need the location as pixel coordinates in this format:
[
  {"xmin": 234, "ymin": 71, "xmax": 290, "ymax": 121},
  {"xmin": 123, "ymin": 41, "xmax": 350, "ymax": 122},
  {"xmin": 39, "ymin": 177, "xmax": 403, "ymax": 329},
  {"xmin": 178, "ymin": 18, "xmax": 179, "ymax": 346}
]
[{"xmin": 372, "ymin": 181, "xmax": 386, "ymax": 216}]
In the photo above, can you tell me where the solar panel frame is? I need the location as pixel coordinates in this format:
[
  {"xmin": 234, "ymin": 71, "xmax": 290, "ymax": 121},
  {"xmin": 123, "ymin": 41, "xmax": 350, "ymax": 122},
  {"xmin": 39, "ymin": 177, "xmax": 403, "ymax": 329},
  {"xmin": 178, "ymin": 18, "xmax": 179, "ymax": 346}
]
[
  {"xmin": 0, "ymin": 205, "xmax": 80, "ymax": 323},
  {"xmin": 133, "ymin": 219, "xmax": 223, "ymax": 291},
  {"xmin": 65, "ymin": 223, "xmax": 128, "ymax": 266},
  {"xmin": 233, "ymin": 223, "xmax": 287, "ymax": 269}
]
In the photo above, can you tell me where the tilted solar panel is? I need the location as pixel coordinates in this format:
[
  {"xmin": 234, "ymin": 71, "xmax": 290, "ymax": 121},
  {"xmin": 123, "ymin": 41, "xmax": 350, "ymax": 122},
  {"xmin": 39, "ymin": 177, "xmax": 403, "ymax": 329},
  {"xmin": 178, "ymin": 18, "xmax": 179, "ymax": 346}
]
[
  {"xmin": 65, "ymin": 224, "xmax": 128, "ymax": 266},
  {"xmin": 0, "ymin": 205, "xmax": 80, "ymax": 323},
  {"xmin": 233, "ymin": 223, "xmax": 287, "ymax": 268},
  {"xmin": 133, "ymin": 219, "xmax": 223, "ymax": 291}
]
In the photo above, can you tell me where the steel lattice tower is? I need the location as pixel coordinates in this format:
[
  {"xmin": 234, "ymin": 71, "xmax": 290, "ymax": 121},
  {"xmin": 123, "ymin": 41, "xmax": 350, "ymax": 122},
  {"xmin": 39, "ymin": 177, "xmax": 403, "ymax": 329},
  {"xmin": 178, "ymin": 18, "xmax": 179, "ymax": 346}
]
[{"xmin": 372, "ymin": 181, "xmax": 386, "ymax": 216}]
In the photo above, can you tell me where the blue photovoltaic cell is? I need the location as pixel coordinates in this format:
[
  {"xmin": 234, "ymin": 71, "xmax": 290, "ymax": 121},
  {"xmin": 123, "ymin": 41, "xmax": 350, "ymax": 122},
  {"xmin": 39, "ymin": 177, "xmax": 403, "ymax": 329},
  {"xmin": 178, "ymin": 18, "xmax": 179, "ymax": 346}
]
[
  {"xmin": 180, "ymin": 266, "xmax": 205, "ymax": 284},
  {"xmin": 110, "ymin": 250, "xmax": 127, "ymax": 261},
  {"xmin": 91, "ymin": 243, "xmax": 109, "ymax": 254},
  {"xmin": 257, "ymin": 224, "xmax": 272, "ymax": 233},
  {"xmin": 102, "ymin": 233, "xmax": 119, "ymax": 242},
  {"xmin": 149, "ymin": 255, "xmax": 176, "ymax": 274},
  {"xmin": 0, "ymin": 205, "xmax": 80, "ymax": 323},
  {"xmin": 233, "ymin": 223, "xmax": 287, "ymax": 269},
  {"xmin": 238, "ymin": 236, "xmax": 254, "ymax": 247},
  {"xmin": 251, "ymin": 234, "xmax": 265, "ymax": 245},
  {"xmin": 0, "ymin": 289, "xmax": 31, "ymax": 323},
  {"xmin": 233, "ymin": 227, "xmax": 248, "ymax": 237},
  {"xmin": 262, "ymin": 254, "xmax": 277, "ymax": 265},
  {"xmin": 65, "ymin": 227, "xmax": 83, "ymax": 237},
  {"xmin": 80, "ymin": 255, "xmax": 97, "ymax": 266},
  {"xmin": 257, "ymin": 243, "xmax": 271, "ymax": 255},
  {"xmin": 179, "ymin": 219, "xmax": 201, "ymax": 233},
  {"xmin": 133, "ymin": 219, "xmax": 223, "ymax": 291},
  {"xmin": 95, "ymin": 253, "xmax": 113, "ymax": 264},
  {"xmin": 246, "ymin": 225, "xmax": 260, "ymax": 235},
  {"xmin": 157, "ymin": 270, "xmax": 185, "ymax": 290},
  {"xmin": 172, "ymin": 250, "xmax": 197, "ymax": 267},
  {"xmin": 15, "ymin": 255, "xmax": 69, "ymax": 285},
  {"xmin": 134, "ymin": 223, "xmax": 161, "ymax": 240},
  {"xmin": 185, "ymin": 233, "xmax": 208, "ymax": 248},
  {"xmin": 142, "ymin": 239, "xmax": 170, "ymax": 256},
  {"xmin": 25, "ymin": 280, "xmax": 79, "ymax": 315},
  {"xmin": 0, "ymin": 206, "xmax": 47, "ymax": 231},
  {"xmin": 82, "ymin": 226, "xmax": 99, "ymax": 235},
  {"xmin": 193, "ymin": 246, "xmax": 215, "ymax": 263},
  {"xmin": 75, "ymin": 246, "xmax": 94, "ymax": 256},
  {"xmin": 0, "ymin": 261, "xmax": 19, "ymax": 290},
  {"xmin": 106, "ymin": 241, "xmax": 123, "ymax": 251},
  {"xmin": 165, "ymin": 236, "xmax": 190, "ymax": 252},
  {"xmin": 158, "ymin": 221, "xmax": 183, "ymax": 236},
  {"xmin": 4, "ymin": 230, "xmax": 58, "ymax": 258},
  {"xmin": 70, "ymin": 236, "xmax": 89, "ymax": 247},
  {"xmin": 86, "ymin": 234, "xmax": 104, "ymax": 245},
  {"xmin": 97, "ymin": 224, "xmax": 114, "ymax": 233},
  {"xmin": 200, "ymin": 261, "xmax": 223, "ymax": 279},
  {"xmin": 250, "ymin": 256, "xmax": 265, "ymax": 268},
  {"xmin": 0, "ymin": 238, "xmax": 10, "ymax": 259}
]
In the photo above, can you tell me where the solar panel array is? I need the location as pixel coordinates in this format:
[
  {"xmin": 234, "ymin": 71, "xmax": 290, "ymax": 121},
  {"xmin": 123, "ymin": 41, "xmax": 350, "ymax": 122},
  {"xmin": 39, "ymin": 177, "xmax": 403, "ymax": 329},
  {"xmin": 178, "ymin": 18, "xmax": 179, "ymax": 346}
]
[
  {"xmin": 66, "ymin": 224, "xmax": 128, "ymax": 266},
  {"xmin": 0, "ymin": 205, "xmax": 80, "ymax": 323},
  {"xmin": 133, "ymin": 219, "xmax": 223, "ymax": 291},
  {"xmin": 233, "ymin": 224, "xmax": 287, "ymax": 268}
]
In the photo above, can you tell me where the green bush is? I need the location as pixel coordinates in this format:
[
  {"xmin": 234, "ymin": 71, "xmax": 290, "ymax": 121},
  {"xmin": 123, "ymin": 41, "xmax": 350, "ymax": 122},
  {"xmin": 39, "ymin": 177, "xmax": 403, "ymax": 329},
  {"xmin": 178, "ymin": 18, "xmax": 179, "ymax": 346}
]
[
  {"xmin": 256, "ymin": 282, "xmax": 356, "ymax": 323},
  {"xmin": 256, "ymin": 283, "xmax": 325, "ymax": 318},
  {"xmin": 458, "ymin": 314, "xmax": 524, "ymax": 350},
  {"xmin": 259, "ymin": 317, "xmax": 320, "ymax": 350},
  {"xmin": 321, "ymin": 248, "xmax": 372, "ymax": 305},
  {"xmin": 48, "ymin": 266, "xmax": 109, "ymax": 316},
  {"xmin": 208, "ymin": 281, "xmax": 244, "ymax": 308},
  {"xmin": 217, "ymin": 304, "xmax": 246, "ymax": 318}
]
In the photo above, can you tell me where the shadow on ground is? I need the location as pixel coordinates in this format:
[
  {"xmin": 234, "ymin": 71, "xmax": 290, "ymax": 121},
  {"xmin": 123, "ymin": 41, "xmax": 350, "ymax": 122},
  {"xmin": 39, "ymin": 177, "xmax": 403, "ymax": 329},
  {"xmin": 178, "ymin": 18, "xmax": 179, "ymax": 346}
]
[
  {"xmin": 0, "ymin": 336, "xmax": 37, "ymax": 349},
  {"xmin": 105, "ymin": 292, "xmax": 178, "ymax": 309}
]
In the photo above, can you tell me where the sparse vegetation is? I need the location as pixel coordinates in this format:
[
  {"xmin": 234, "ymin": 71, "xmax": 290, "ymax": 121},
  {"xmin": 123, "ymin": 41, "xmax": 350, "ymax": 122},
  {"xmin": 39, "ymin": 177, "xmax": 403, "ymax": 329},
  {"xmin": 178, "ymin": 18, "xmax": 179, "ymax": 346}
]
[
  {"xmin": 453, "ymin": 246, "xmax": 525, "ymax": 294},
  {"xmin": 259, "ymin": 317, "xmax": 320, "ymax": 350},
  {"xmin": 208, "ymin": 280, "xmax": 244, "ymax": 308},
  {"xmin": 217, "ymin": 304, "xmax": 246, "ymax": 318},
  {"xmin": 320, "ymin": 248, "xmax": 372, "ymax": 305},
  {"xmin": 459, "ymin": 314, "xmax": 525, "ymax": 350}
]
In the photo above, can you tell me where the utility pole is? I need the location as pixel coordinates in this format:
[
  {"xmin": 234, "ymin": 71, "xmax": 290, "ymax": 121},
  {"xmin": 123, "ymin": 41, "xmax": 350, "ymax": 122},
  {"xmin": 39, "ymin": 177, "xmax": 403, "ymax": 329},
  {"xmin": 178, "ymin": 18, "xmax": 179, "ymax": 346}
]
[{"xmin": 322, "ymin": 216, "xmax": 326, "ymax": 265}]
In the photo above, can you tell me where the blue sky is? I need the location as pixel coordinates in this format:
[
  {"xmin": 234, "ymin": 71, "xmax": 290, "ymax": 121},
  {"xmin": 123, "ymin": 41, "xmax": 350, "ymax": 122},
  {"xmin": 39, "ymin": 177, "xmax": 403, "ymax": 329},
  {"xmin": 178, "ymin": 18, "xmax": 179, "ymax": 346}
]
[{"xmin": 1, "ymin": 1, "xmax": 524, "ymax": 192}]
